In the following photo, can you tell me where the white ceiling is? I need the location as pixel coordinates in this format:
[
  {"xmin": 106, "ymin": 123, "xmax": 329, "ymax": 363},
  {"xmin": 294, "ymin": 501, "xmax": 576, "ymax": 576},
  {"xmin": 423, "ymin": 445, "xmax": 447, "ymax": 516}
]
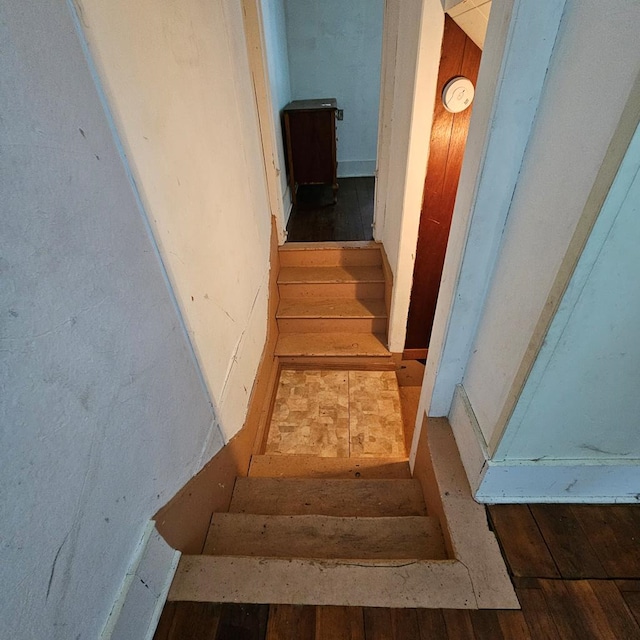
[{"xmin": 447, "ymin": 0, "xmax": 492, "ymax": 50}]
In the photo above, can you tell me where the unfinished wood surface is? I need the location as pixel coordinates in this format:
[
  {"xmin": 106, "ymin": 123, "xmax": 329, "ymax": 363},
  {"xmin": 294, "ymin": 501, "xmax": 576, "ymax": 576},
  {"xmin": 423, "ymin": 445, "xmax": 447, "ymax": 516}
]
[
  {"xmin": 276, "ymin": 297, "xmax": 387, "ymax": 334},
  {"xmin": 279, "ymin": 280, "xmax": 385, "ymax": 300},
  {"xmin": 229, "ymin": 478, "xmax": 427, "ymax": 517},
  {"xmin": 275, "ymin": 332, "xmax": 390, "ymax": 357},
  {"xmin": 279, "ymin": 265, "xmax": 384, "ymax": 282},
  {"xmin": 316, "ymin": 606, "xmax": 365, "ymax": 640},
  {"xmin": 265, "ymin": 605, "xmax": 315, "ymax": 640},
  {"xmin": 277, "ymin": 356, "xmax": 396, "ymax": 370},
  {"xmin": 399, "ymin": 386, "xmax": 421, "ymax": 454},
  {"xmin": 395, "ymin": 360, "xmax": 426, "ymax": 387},
  {"xmin": 249, "ymin": 455, "xmax": 411, "ymax": 479},
  {"xmin": 278, "ymin": 298, "xmax": 387, "ymax": 319},
  {"xmin": 529, "ymin": 504, "xmax": 608, "ymax": 579},
  {"xmin": 168, "ymin": 555, "xmax": 475, "ymax": 608},
  {"xmin": 202, "ymin": 513, "xmax": 447, "ymax": 560},
  {"xmin": 278, "ymin": 242, "xmax": 381, "ymax": 267},
  {"xmin": 278, "ymin": 316, "xmax": 387, "ymax": 334},
  {"xmin": 487, "ymin": 505, "xmax": 560, "ymax": 578}
]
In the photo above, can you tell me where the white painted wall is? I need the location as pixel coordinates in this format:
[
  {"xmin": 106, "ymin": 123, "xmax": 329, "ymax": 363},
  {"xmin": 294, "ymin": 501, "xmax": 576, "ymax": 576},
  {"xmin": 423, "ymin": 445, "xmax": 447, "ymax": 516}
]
[
  {"xmin": 260, "ymin": 0, "xmax": 293, "ymax": 223},
  {"xmin": 75, "ymin": 0, "xmax": 273, "ymax": 443},
  {"xmin": 420, "ymin": 0, "xmax": 563, "ymax": 429},
  {"xmin": 462, "ymin": 0, "xmax": 640, "ymax": 448},
  {"xmin": 284, "ymin": 0, "xmax": 384, "ymax": 177},
  {"xmin": 0, "ymin": 1, "xmax": 222, "ymax": 637},
  {"xmin": 496, "ymin": 124, "xmax": 640, "ymax": 464},
  {"xmin": 375, "ymin": 0, "xmax": 445, "ymax": 353}
]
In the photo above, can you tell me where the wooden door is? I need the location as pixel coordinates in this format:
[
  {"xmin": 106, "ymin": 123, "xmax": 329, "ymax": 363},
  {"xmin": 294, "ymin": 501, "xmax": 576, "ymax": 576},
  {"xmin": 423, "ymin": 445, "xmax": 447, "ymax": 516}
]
[{"xmin": 404, "ymin": 16, "xmax": 482, "ymax": 357}]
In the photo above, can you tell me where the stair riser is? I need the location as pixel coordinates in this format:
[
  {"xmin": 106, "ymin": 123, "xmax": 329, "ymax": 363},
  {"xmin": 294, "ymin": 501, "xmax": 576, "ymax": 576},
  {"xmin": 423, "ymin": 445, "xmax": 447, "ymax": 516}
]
[
  {"xmin": 277, "ymin": 318, "xmax": 387, "ymax": 333},
  {"xmin": 279, "ymin": 249, "xmax": 381, "ymax": 268},
  {"xmin": 229, "ymin": 478, "xmax": 428, "ymax": 517},
  {"xmin": 204, "ymin": 514, "xmax": 446, "ymax": 560},
  {"xmin": 278, "ymin": 282, "xmax": 385, "ymax": 299}
]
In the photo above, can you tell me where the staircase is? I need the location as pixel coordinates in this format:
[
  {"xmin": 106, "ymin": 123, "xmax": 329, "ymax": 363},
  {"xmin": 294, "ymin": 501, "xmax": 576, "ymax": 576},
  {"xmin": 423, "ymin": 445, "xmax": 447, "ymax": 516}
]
[
  {"xmin": 168, "ymin": 457, "xmax": 463, "ymax": 608},
  {"xmin": 274, "ymin": 242, "xmax": 391, "ymax": 360},
  {"xmin": 164, "ymin": 243, "xmax": 519, "ymax": 611}
]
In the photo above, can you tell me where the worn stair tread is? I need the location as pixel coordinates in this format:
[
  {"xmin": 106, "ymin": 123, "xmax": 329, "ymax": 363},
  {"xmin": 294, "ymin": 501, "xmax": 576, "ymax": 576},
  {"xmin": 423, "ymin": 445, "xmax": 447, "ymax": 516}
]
[
  {"xmin": 277, "ymin": 298, "xmax": 387, "ymax": 319},
  {"xmin": 275, "ymin": 332, "xmax": 390, "ymax": 357},
  {"xmin": 249, "ymin": 454, "xmax": 411, "ymax": 479},
  {"xmin": 278, "ymin": 265, "xmax": 384, "ymax": 285},
  {"xmin": 169, "ymin": 556, "xmax": 476, "ymax": 608},
  {"xmin": 203, "ymin": 513, "xmax": 447, "ymax": 560},
  {"xmin": 229, "ymin": 478, "xmax": 428, "ymax": 517}
]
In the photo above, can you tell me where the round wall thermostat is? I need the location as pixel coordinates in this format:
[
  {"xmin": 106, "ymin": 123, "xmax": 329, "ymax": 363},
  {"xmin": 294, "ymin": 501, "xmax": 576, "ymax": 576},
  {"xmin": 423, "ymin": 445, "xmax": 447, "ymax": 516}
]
[{"xmin": 442, "ymin": 77, "xmax": 475, "ymax": 113}]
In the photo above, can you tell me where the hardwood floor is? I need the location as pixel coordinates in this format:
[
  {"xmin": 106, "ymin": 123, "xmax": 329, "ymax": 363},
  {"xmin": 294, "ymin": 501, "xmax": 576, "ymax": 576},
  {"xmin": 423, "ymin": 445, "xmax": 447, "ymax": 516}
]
[
  {"xmin": 285, "ymin": 177, "xmax": 374, "ymax": 243},
  {"xmin": 154, "ymin": 503, "xmax": 640, "ymax": 639}
]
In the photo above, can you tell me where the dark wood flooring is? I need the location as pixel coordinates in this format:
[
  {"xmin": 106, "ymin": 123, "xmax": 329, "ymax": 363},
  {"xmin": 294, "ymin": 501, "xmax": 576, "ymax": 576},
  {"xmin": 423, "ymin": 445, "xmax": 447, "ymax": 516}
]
[
  {"xmin": 154, "ymin": 503, "xmax": 640, "ymax": 639},
  {"xmin": 285, "ymin": 177, "xmax": 374, "ymax": 243}
]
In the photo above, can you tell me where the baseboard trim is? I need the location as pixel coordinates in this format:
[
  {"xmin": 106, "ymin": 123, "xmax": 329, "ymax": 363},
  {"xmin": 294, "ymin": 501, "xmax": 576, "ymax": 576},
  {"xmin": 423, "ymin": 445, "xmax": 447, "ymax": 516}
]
[
  {"xmin": 477, "ymin": 460, "xmax": 640, "ymax": 503},
  {"xmin": 337, "ymin": 160, "xmax": 376, "ymax": 178},
  {"xmin": 447, "ymin": 384, "xmax": 489, "ymax": 492},
  {"xmin": 101, "ymin": 522, "xmax": 181, "ymax": 640},
  {"xmin": 447, "ymin": 386, "xmax": 640, "ymax": 503}
]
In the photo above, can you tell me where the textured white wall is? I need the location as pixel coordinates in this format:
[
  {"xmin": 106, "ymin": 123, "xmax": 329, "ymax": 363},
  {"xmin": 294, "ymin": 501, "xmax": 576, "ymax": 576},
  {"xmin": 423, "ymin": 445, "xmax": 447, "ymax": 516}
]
[
  {"xmin": 75, "ymin": 0, "xmax": 273, "ymax": 443},
  {"xmin": 260, "ymin": 0, "xmax": 293, "ymax": 218},
  {"xmin": 284, "ymin": 0, "xmax": 384, "ymax": 177},
  {"xmin": 0, "ymin": 0, "xmax": 222, "ymax": 637},
  {"xmin": 376, "ymin": 0, "xmax": 445, "ymax": 352},
  {"xmin": 462, "ymin": 0, "xmax": 640, "ymax": 446},
  {"xmin": 496, "ymin": 124, "xmax": 640, "ymax": 463}
]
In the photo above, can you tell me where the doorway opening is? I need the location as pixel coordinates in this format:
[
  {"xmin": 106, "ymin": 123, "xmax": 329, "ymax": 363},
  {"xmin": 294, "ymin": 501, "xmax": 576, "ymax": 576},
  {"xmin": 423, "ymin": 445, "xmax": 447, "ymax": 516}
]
[
  {"xmin": 255, "ymin": 0, "xmax": 384, "ymax": 244},
  {"xmin": 404, "ymin": 5, "xmax": 490, "ymax": 360}
]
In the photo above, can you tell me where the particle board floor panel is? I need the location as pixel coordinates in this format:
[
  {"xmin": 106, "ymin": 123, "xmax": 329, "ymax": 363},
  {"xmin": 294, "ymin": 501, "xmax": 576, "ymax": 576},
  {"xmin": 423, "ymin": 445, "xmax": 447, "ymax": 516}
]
[
  {"xmin": 229, "ymin": 478, "xmax": 428, "ymax": 517},
  {"xmin": 202, "ymin": 513, "xmax": 447, "ymax": 560},
  {"xmin": 265, "ymin": 369, "xmax": 405, "ymax": 458}
]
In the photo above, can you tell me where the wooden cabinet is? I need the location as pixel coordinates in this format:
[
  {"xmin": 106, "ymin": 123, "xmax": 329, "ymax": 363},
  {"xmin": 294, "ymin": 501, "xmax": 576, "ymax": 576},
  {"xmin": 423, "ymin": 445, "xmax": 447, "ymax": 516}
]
[{"xmin": 283, "ymin": 98, "xmax": 338, "ymax": 205}]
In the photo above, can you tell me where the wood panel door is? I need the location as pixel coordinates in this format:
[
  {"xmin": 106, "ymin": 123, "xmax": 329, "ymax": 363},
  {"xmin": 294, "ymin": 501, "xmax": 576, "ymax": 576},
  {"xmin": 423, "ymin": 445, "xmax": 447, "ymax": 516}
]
[{"xmin": 404, "ymin": 16, "xmax": 482, "ymax": 357}]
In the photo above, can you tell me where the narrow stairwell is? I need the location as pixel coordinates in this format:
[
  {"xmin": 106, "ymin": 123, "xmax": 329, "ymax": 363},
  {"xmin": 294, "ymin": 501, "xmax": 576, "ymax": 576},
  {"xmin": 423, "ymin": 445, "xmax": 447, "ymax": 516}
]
[{"xmin": 165, "ymin": 243, "xmax": 518, "ymax": 611}]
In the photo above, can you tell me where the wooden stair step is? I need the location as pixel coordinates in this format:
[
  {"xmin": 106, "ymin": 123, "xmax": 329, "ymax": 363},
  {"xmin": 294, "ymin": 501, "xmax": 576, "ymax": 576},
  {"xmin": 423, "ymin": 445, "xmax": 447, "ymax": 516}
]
[
  {"xmin": 229, "ymin": 478, "xmax": 428, "ymax": 517},
  {"xmin": 275, "ymin": 332, "xmax": 390, "ymax": 357},
  {"xmin": 278, "ymin": 265, "xmax": 384, "ymax": 284},
  {"xmin": 276, "ymin": 298, "xmax": 387, "ymax": 332},
  {"xmin": 279, "ymin": 242, "xmax": 382, "ymax": 267},
  {"xmin": 169, "ymin": 555, "xmax": 476, "ymax": 608},
  {"xmin": 202, "ymin": 513, "xmax": 447, "ymax": 560},
  {"xmin": 278, "ymin": 266, "xmax": 385, "ymax": 299},
  {"xmin": 249, "ymin": 454, "xmax": 410, "ymax": 479},
  {"xmin": 277, "ymin": 298, "xmax": 387, "ymax": 319}
]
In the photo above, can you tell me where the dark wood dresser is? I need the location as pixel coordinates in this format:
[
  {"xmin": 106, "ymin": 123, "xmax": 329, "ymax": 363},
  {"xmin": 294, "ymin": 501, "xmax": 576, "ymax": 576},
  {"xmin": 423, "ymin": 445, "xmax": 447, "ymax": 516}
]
[{"xmin": 283, "ymin": 98, "xmax": 338, "ymax": 205}]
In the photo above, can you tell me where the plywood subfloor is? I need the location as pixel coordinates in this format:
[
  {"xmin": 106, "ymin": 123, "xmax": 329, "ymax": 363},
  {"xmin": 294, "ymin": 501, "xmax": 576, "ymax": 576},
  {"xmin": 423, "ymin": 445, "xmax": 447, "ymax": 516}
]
[{"xmin": 265, "ymin": 369, "xmax": 405, "ymax": 458}]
